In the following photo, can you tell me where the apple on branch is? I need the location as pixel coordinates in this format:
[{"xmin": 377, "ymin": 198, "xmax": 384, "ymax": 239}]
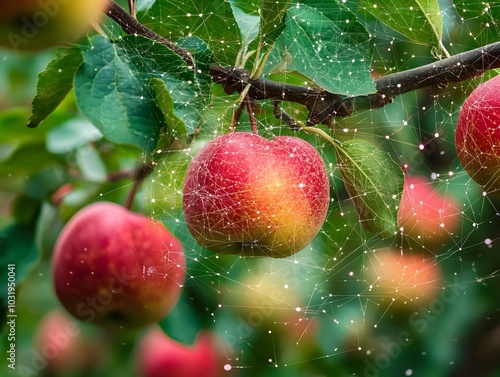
[
  {"xmin": 51, "ymin": 201, "xmax": 186, "ymax": 328},
  {"xmin": 455, "ymin": 74, "xmax": 500, "ymax": 195},
  {"xmin": 182, "ymin": 132, "xmax": 330, "ymax": 258},
  {"xmin": 0, "ymin": 0, "xmax": 110, "ymax": 52}
]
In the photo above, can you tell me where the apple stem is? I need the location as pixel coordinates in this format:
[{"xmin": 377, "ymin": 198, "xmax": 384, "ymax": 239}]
[
  {"xmin": 232, "ymin": 100, "xmax": 246, "ymax": 131},
  {"xmin": 245, "ymin": 96, "xmax": 258, "ymax": 134}
]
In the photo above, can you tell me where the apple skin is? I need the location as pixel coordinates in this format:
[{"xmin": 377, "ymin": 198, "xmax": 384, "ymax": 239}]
[
  {"xmin": 0, "ymin": 0, "xmax": 110, "ymax": 52},
  {"xmin": 136, "ymin": 327, "xmax": 223, "ymax": 377},
  {"xmin": 183, "ymin": 132, "xmax": 330, "ymax": 258},
  {"xmin": 455, "ymin": 75, "xmax": 500, "ymax": 194},
  {"xmin": 398, "ymin": 175, "xmax": 460, "ymax": 246},
  {"xmin": 52, "ymin": 201, "xmax": 186, "ymax": 328},
  {"xmin": 365, "ymin": 248, "xmax": 442, "ymax": 307}
]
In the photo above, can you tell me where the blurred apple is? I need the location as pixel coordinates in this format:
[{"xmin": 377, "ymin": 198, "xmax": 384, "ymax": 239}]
[
  {"xmin": 183, "ymin": 132, "xmax": 330, "ymax": 258},
  {"xmin": 52, "ymin": 201, "xmax": 186, "ymax": 328},
  {"xmin": 136, "ymin": 327, "xmax": 223, "ymax": 377},
  {"xmin": 398, "ymin": 175, "xmax": 460, "ymax": 247},
  {"xmin": 364, "ymin": 248, "xmax": 442, "ymax": 306},
  {"xmin": 0, "ymin": 0, "xmax": 110, "ymax": 52},
  {"xmin": 455, "ymin": 75, "xmax": 500, "ymax": 194},
  {"xmin": 224, "ymin": 259, "xmax": 317, "ymax": 332},
  {"xmin": 32, "ymin": 310, "xmax": 104, "ymax": 375}
]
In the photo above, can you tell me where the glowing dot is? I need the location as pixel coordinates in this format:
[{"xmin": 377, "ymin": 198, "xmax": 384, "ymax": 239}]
[
  {"xmin": 485, "ymin": 238, "xmax": 492, "ymax": 245},
  {"xmin": 419, "ymin": 144, "xmax": 425, "ymax": 150},
  {"xmin": 295, "ymin": 307, "xmax": 301, "ymax": 312},
  {"xmin": 224, "ymin": 364, "xmax": 232, "ymax": 371},
  {"xmin": 406, "ymin": 370, "xmax": 413, "ymax": 376}
]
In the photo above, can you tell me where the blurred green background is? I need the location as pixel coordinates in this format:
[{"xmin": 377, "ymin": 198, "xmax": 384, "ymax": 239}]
[{"xmin": 1, "ymin": 1, "xmax": 500, "ymax": 377}]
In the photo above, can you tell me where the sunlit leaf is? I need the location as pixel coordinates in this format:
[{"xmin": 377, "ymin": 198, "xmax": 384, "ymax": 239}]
[
  {"xmin": 267, "ymin": 2, "xmax": 375, "ymax": 95},
  {"xmin": 359, "ymin": 0, "xmax": 444, "ymax": 52},
  {"xmin": 335, "ymin": 139, "xmax": 404, "ymax": 238},
  {"xmin": 229, "ymin": 0, "xmax": 260, "ymax": 45}
]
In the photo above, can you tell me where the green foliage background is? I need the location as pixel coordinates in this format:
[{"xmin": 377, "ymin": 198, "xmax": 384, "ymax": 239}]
[{"xmin": 0, "ymin": 0, "xmax": 499, "ymax": 376}]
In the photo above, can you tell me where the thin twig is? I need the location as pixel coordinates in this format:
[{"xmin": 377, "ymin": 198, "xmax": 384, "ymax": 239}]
[
  {"xmin": 124, "ymin": 162, "xmax": 155, "ymax": 210},
  {"xmin": 244, "ymin": 96, "xmax": 258, "ymax": 134}
]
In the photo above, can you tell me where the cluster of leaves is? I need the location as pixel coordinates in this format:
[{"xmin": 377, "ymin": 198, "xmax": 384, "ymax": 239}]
[{"xmin": 27, "ymin": 0, "xmax": 451, "ymax": 242}]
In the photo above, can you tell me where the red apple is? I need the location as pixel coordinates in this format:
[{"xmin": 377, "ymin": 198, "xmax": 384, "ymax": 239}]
[
  {"xmin": 364, "ymin": 248, "xmax": 442, "ymax": 305},
  {"xmin": 52, "ymin": 201, "xmax": 186, "ymax": 328},
  {"xmin": 182, "ymin": 132, "xmax": 330, "ymax": 258},
  {"xmin": 0, "ymin": 0, "xmax": 110, "ymax": 52},
  {"xmin": 455, "ymin": 75, "xmax": 500, "ymax": 194},
  {"xmin": 32, "ymin": 310, "xmax": 104, "ymax": 375},
  {"xmin": 398, "ymin": 175, "xmax": 460, "ymax": 246},
  {"xmin": 136, "ymin": 327, "xmax": 223, "ymax": 377}
]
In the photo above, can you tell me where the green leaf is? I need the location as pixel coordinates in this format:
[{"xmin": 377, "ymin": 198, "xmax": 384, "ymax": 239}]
[
  {"xmin": 0, "ymin": 222, "xmax": 39, "ymax": 314},
  {"xmin": 158, "ymin": 293, "xmax": 204, "ymax": 345},
  {"xmin": 35, "ymin": 202, "xmax": 64, "ymax": 260},
  {"xmin": 137, "ymin": 0, "xmax": 241, "ymax": 65},
  {"xmin": 334, "ymin": 139, "xmax": 404, "ymax": 238},
  {"xmin": 46, "ymin": 118, "xmax": 103, "ymax": 154},
  {"xmin": 28, "ymin": 46, "xmax": 83, "ymax": 129},
  {"xmin": 259, "ymin": 0, "xmax": 292, "ymax": 48},
  {"xmin": 75, "ymin": 144, "xmax": 107, "ymax": 183},
  {"xmin": 267, "ymin": 2, "xmax": 375, "ymax": 95},
  {"xmin": 150, "ymin": 78, "xmax": 188, "ymax": 143},
  {"xmin": 359, "ymin": 0, "xmax": 444, "ymax": 52},
  {"xmin": 229, "ymin": 0, "xmax": 260, "ymax": 46},
  {"xmin": 0, "ymin": 143, "xmax": 57, "ymax": 177},
  {"xmin": 75, "ymin": 35, "xmax": 204, "ymax": 153}
]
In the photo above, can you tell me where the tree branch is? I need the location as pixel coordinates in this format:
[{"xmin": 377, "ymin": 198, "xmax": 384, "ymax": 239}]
[
  {"xmin": 105, "ymin": 1, "xmax": 500, "ymax": 125},
  {"xmin": 106, "ymin": 1, "xmax": 194, "ymax": 67}
]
